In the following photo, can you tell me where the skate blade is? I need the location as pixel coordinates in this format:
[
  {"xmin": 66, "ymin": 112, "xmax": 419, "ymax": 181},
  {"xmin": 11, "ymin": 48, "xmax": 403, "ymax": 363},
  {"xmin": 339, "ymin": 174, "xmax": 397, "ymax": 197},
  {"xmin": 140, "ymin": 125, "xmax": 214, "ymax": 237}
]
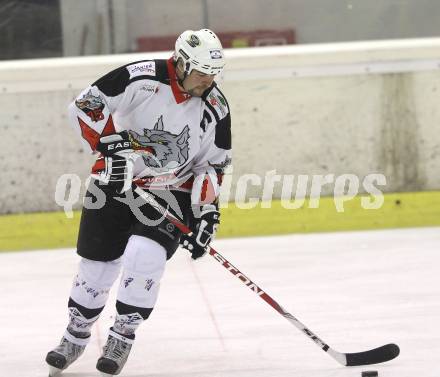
[
  {"xmin": 48, "ymin": 365, "xmax": 63, "ymax": 376},
  {"xmin": 100, "ymin": 373, "xmax": 114, "ymax": 377}
]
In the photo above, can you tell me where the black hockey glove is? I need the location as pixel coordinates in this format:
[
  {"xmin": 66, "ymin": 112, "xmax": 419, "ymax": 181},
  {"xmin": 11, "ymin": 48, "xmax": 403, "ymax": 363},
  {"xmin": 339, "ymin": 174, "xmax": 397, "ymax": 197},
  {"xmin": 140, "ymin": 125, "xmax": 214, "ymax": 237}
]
[
  {"xmin": 180, "ymin": 204, "xmax": 220, "ymax": 260},
  {"xmin": 96, "ymin": 131, "xmax": 133, "ymax": 192}
]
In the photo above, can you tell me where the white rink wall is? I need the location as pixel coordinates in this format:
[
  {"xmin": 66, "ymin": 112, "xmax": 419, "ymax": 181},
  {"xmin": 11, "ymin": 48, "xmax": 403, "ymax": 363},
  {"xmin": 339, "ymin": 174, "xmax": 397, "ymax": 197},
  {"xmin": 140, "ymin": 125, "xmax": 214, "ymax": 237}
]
[
  {"xmin": 1, "ymin": 39, "xmax": 440, "ymax": 214},
  {"xmin": 59, "ymin": 0, "xmax": 440, "ymax": 54}
]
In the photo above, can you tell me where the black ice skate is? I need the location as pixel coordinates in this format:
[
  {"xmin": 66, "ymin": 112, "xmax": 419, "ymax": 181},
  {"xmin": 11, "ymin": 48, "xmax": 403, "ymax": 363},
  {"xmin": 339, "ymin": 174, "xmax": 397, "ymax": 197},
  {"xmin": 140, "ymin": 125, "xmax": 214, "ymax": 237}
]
[
  {"xmin": 46, "ymin": 333, "xmax": 87, "ymax": 376},
  {"xmin": 96, "ymin": 331, "xmax": 133, "ymax": 376}
]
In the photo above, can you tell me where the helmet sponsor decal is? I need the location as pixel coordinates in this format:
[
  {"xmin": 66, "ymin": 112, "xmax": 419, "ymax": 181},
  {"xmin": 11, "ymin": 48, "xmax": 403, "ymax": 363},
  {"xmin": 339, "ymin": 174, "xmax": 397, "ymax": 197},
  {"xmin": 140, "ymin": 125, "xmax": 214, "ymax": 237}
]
[
  {"xmin": 210, "ymin": 49, "xmax": 223, "ymax": 59},
  {"xmin": 187, "ymin": 34, "xmax": 201, "ymax": 47}
]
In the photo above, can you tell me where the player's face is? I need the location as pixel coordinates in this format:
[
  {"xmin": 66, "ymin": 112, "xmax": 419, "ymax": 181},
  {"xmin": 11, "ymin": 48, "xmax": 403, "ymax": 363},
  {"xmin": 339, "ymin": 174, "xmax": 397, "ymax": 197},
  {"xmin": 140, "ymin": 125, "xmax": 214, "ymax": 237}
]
[{"xmin": 182, "ymin": 69, "xmax": 216, "ymax": 97}]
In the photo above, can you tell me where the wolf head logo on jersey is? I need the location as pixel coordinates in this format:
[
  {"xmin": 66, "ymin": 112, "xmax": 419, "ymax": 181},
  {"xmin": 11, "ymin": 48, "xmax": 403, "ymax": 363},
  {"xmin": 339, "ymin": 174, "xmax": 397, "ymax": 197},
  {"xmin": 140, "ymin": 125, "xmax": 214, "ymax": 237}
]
[
  {"xmin": 75, "ymin": 90, "xmax": 105, "ymax": 122},
  {"xmin": 129, "ymin": 116, "xmax": 190, "ymax": 172}
]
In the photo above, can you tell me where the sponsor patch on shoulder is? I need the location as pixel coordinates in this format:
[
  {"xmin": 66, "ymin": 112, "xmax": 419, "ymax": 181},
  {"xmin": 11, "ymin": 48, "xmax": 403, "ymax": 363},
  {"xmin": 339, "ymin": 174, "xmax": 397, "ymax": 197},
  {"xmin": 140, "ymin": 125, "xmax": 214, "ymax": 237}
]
[
  {"xmin": 139, "ymin": 84, "xmax": 158, "ymax": 94},
  {"xmin": 75, "ymin": 89, "xmax": 105, "ymax": 122},
  {"xmin": 127, "ymin": 61, "xmax": 156, "ymax": 79},
  {"xmin": 208, "ymin": 91, "xmax": 228, "ymax": 117}
]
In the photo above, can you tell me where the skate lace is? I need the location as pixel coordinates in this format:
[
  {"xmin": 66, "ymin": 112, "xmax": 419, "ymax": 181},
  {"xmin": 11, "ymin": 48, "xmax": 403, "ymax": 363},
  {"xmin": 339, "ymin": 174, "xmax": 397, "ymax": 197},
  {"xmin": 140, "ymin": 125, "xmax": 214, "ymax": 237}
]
[
  {"xmin": 55, "ymin": 337, "xmax": 84, "ymax": 362},
  {"xmin": 103, "ymin": 336, "xmax": 130, "ymax": 362}
]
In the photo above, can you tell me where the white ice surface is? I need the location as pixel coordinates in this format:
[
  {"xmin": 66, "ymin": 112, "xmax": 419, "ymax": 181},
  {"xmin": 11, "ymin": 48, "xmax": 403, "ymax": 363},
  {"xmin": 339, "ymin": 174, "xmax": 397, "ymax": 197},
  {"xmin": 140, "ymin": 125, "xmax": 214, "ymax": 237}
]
[{"xmin": 0, "ymin": 227, "xmax": 439, "ymax": 377}]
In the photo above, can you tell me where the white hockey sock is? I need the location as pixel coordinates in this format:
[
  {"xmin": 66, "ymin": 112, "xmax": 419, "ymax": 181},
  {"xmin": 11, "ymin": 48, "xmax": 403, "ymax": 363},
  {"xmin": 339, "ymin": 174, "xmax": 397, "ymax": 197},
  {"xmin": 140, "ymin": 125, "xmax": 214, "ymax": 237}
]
[
  {"xmin": 111, "ymin": 236, "xmax": 167, "ymax": 338},
  {"xmin": 112, "ymin": 312, "xmax": 145, "ymax": 339},
  {"xmin": 66, "ymin": 306, "xmax": 100, "ymax": 339},
  {"xmin": 117, "ymin": 236, "xmax": 166, "ymax": 309},
  {"xmin": 66, "ymin": 257, "xmax": 122, "ymax": 339},
  {"xmin": 70, "ymin": 257, "xmax": 122, "ymax": 309}
]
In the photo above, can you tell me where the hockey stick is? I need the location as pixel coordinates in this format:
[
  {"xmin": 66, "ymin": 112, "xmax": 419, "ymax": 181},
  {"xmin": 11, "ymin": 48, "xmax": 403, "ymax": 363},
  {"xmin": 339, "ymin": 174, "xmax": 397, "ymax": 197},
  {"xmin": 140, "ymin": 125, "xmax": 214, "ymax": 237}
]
[{"xmin": 134, "ymin": 187, "xmax": 400, "ymax": 366}]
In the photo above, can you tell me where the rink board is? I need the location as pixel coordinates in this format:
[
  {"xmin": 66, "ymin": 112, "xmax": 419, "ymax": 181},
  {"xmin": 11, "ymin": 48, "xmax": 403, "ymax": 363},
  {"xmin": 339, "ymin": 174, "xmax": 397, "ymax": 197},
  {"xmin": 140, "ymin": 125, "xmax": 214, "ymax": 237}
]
[{"xmin": 1, "ymin": 190, "xmax": 439, "ymax": 251}]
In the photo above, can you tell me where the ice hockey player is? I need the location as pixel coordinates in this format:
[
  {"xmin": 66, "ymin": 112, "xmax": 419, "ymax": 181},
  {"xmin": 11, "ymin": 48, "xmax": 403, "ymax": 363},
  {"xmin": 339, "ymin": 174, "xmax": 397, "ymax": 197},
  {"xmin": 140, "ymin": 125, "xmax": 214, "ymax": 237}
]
[{"xmin": 45, "ymin": 28, "xmax": 231, "ymax": 376}]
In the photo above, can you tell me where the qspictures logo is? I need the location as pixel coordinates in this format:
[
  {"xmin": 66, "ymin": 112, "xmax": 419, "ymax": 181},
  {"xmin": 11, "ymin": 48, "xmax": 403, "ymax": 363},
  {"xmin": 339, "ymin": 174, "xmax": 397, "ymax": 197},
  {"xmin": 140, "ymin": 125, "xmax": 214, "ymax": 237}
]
[{"xmin": 54, "ymin": 170, "xmax": 387, "ymax": 224}]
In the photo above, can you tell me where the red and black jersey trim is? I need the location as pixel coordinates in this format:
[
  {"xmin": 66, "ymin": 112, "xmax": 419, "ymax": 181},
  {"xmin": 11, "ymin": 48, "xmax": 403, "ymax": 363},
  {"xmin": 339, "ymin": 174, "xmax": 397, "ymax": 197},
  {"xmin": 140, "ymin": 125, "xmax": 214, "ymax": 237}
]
[
  {"xmin": 91, "ymin": 157, "xmax": 105, "ymax": 174},
  {"xmin": 214, "ymin": 113, "xmax": 231, "ymax": 150},
  {"xmin": 77, "ymin": 114, "xmax": 116, "ymax": 150},
  {"xmin": 166, "ymin": 58, "xmax": 192, "ymax": 104},
  {"xmin": 200, "ymin": 109, "xmax": 212, "ymax": 131},
  {"xmin": 202, "ymin": 87, "xmax": 231, "ymax": 151},
  {"xmin": 133, "ymin": 172, "xmax": 224, "ymax": 200},
  {"xmin": 202, "ymin": 85, "xmax": 230, "ymax": 120},
  {"xmin": 92, "ymin": 59, "xmax": 171, "ymax": 97},
  {"xmin": 204, "ymin": 100, "xmax": 221, "ymax": 124}
]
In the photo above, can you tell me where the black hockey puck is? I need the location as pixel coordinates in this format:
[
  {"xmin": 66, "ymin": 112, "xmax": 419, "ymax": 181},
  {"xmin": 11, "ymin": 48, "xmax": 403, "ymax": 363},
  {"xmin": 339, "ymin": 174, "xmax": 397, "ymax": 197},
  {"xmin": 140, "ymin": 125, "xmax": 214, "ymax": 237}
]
[{"xmin": 361, "ymin": 371, "xmax": 378, "ymax": 377}]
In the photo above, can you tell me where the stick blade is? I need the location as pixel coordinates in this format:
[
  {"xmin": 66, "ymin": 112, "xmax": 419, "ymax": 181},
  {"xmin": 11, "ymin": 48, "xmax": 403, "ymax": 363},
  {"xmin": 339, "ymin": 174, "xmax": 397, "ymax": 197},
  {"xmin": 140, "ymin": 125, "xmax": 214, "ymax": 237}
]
[{"xmin": 345, "ymin": 343, "xmax": 400, "ymax": 366}]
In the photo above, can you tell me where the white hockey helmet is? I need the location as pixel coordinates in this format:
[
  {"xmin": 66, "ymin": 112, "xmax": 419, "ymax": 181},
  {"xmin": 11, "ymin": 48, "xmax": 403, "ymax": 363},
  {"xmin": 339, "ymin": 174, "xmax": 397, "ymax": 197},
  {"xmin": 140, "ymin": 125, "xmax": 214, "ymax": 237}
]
[{"xmin": 174, "ymin": 29, "xmax": 226, "ymax": 76}]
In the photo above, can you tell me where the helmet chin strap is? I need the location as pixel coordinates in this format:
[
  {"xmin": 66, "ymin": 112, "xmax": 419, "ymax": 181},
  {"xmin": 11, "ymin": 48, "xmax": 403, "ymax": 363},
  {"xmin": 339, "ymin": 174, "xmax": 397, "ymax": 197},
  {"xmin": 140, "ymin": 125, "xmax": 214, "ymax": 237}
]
[
  {"xmin": 175, "ymin": 60, "xmax": 191, "ymax": 89},
  {"xmin": 177, "ymin": 74, "xmax": 186, "ymax": 88}
]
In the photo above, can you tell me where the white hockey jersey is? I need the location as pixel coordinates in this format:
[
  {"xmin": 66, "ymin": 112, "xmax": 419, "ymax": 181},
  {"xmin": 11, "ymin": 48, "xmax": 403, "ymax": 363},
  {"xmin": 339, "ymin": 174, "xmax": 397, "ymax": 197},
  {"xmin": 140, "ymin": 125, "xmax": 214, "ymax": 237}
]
[{"xmin": 68, "ymin": 58, "xmax": 231, "ymax": 205}]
